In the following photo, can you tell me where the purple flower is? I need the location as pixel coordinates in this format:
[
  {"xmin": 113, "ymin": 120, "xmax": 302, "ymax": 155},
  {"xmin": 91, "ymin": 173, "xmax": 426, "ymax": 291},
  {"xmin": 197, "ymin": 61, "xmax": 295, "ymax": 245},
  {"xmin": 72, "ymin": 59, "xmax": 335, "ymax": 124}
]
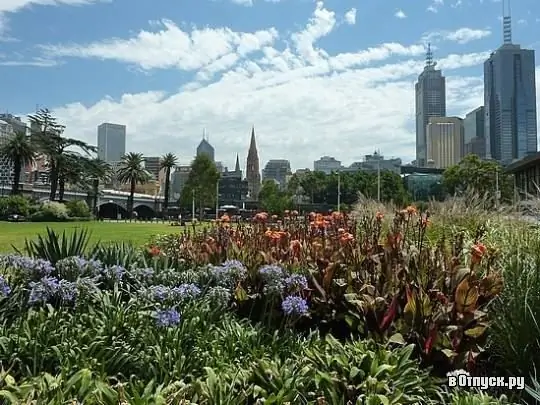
[
  {"xmin": 259, "ymin": 265, "xmax": 286, "ymax": 282},
  {"xmin": 281, "ymin": 296, "xmax": 309, "ymax": 316},
  {"xmin": 0, "ymin": 255, "xmax": 53, "ymax": 278},
  {"xmin": 171, "ymin": 283, "xmax": 201, "ymax": 301},
  {"xmin": 28, "ymin": 276, "xmax": 60, "ymax": 305},
  {"xmin": 150, "ymin": 285, "xmax": 170, "ymax": 301},
  {"xmin": 154, "ymin": 309, "xmax": 181, "ymax": 327},
  {"xmin": 283, "ymin": 274, "xmax": 308, "ymax": 291},
  {"xmin": 104, "ymin": 265, "xmax": 126, "ymax": 281},
  {"xmin": 56, "ymin": 256, "xmax": 103, "ymax": 279},
  {"xmin": 0, "ymin": 276, "xmax": 11, "ymax": 297},
  {"xmin": 58, "ymin": 279, "xmax": 77, "ymax": 302},
  {"xmin": 221, "ymin": 260, "xmax": 247, "ymax": 280}
]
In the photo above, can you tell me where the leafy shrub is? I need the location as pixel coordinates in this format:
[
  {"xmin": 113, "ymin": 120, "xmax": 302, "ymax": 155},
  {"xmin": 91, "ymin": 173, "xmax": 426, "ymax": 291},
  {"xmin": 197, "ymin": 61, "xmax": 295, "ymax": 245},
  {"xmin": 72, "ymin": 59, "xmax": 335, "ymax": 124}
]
[
  {"xmin": 65, "ymin": 200, "xmax": 91, "ymax": 218},
  {"xmin": 0, "ymin": 195, "xmax": 31, "ymax": 218},
  {"xmin": 31, "ymin": 201, "xmax": 69, "ymax": 222}
]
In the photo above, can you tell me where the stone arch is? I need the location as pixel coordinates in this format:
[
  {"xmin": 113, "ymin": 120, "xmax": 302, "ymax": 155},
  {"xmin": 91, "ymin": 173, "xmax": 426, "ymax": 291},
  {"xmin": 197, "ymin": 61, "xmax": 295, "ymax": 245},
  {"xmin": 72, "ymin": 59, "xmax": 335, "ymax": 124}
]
[
  {"xmin": 133, "ymin": 203, "xmax": 156, "ymax": 219},
  {"xmin": 97, "ymin": 201, "xmax": 127, "ymax": 219}
]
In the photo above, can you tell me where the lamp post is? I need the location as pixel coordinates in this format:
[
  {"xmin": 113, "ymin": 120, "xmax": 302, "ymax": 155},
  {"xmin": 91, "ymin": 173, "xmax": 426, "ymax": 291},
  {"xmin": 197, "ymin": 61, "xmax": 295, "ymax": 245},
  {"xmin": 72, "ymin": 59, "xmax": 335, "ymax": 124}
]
[
  {"xmin": 191, "ymin": 189, "xmax": 195, "ymax": 222},
  {"xmin": 337, "ymin": 171, "xmax": 341, "ymax": 213},
  {"xmin": 377, "ymin": 155, "xmax": 381, "ymax": 202},
  {"xmin": 108, "ymin": 199, "xmax": 116, "ymax": 221},
  {"xmin": 215, "ymin": 179, "xmax": 220, "ymax": 220}
]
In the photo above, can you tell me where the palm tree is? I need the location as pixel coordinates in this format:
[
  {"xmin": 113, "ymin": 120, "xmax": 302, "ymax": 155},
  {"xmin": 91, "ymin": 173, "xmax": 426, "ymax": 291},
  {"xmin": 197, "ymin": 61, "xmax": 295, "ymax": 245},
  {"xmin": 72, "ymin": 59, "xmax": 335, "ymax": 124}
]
[
  {"xmin": 116, "ymin": 153, "xmax": 150, "ymax": 218},
  {"xmin": 160, "ymin": 153, "xmax": 178, "ymax": 218},
  {"xmin": 84, "ymin": 158, "xmax": 112, "ymax": 215},
  {"xmin": 0, "ymin": 131, "xmax": 36, "ymax": 195}
]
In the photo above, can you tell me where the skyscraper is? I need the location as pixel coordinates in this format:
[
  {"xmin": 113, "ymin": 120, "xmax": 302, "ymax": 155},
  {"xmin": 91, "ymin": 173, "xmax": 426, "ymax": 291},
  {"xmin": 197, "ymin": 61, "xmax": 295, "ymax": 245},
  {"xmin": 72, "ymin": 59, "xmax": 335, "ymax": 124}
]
[
  {"xmin": 464, "ymin": 106, "xmax": 486, "ymax": 158},
  {"xmin": 484, "ymin": 1, "xmax": 537, "ymax": 164},
  {"xmin": 196, "ymin": 129, "xmax": 215, "ymax": 162},
  {"xmin": 415, "ymin": 44, "xmax": 447, "ymax": 167},
  {"xmin": 97, "ymin": 123, "xmax": 126, "ymax": 163},
  {"xmin": 426, "ymin": 117, "xmax": 464, "ymax": 169},
  {"xmin": 246, "ymin": 126, "xmax": 261, "ymax": 200}
]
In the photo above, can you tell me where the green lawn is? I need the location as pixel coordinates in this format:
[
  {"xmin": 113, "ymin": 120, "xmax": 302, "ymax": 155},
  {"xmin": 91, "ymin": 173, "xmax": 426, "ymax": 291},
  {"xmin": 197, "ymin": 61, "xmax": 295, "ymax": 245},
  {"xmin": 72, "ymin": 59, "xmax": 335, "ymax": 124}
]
[{"xmin": 0, "ymin": 221, "xmax": 194, "ymax": 253}]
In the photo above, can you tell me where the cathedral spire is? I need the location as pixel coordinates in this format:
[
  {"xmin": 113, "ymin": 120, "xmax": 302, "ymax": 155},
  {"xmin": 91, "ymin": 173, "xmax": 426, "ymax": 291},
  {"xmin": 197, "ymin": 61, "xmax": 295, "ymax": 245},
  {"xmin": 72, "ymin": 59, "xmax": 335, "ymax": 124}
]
[
  {"xmin": 246, "ymin": 126, "xmax": 261, "ymax": 200},
  {"xmin": 235, "ymin": 153, "xmax": 240, "ymax": 172},
  {"xmin": 248, "ymin": 126, "xmax": 257, "ymax": 155}
]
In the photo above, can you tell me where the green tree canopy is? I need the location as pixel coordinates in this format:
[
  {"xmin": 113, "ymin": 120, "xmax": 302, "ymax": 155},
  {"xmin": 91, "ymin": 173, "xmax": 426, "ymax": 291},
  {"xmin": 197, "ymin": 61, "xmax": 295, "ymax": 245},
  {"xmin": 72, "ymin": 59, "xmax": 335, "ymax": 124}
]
[
  {"xmin": 117, "ymin": 152, "xmax": 151, "ymax": 217},
  {"xmin": 160, "ymin": 153, "xmax": 178, "ymax": 216},
  {"xmin": 0, "ymin": 131, "xmax": 36, "ymax": 194},
  {"xmin": 180, "ymin": 154, "xmax": 220, "ymax": 218},
  {"xmin": 442, "ymin": 154, "xmax": 513, "ymax": 205},
  {"xmin": 259, "ymin": 180, "xmax": 293, "ymax": 214}
]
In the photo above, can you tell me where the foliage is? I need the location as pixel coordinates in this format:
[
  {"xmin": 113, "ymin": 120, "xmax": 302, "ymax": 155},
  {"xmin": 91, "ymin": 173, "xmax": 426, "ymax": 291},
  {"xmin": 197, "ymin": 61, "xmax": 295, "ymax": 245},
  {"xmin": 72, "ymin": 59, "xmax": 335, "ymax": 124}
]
[
  {"xmin": 116, "ymin": 152, "xmax": 151, "ymax": 218},
  {"xmin": 0, "ymin": 131, "xmax": 36, "ymax": 195},
  {"xmin": 16, "ymin": 226, "xmax": 92, "ymax": 264},
  {"xmin": 0, "ymin": 195, "xmax": 31, "ymax": 217},
  {"xmin": 180, "ymin": 154, "xmax": 220, "ymax": 217},
  {"xmin": 442, "ymin": 155, "xmax": 513, "ymax": 205},
  {"xmin": 259, "ymin": 179, "xmax": 293, "ymax": 213},
  {"xmin": 0, "ymin": 251, "xmax": 503, "ymax": 404},
  {"xmin": 65, "ymin": 199, "xmax": 91, "ymax": 218},
  {"xmin": 288, "ymin": 169, "xmax": 410, "ymax": 206},
  {"xmin": 30, "ymin": 201, "xmax": 69, "ymax": 222}
]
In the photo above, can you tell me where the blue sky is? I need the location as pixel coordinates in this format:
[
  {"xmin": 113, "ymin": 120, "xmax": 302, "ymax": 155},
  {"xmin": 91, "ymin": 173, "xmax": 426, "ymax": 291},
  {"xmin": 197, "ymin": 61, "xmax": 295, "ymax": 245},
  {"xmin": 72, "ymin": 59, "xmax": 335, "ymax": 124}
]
[{"xmin": 0, "ymin": 0, "xmax": 539, "ymax": 170}]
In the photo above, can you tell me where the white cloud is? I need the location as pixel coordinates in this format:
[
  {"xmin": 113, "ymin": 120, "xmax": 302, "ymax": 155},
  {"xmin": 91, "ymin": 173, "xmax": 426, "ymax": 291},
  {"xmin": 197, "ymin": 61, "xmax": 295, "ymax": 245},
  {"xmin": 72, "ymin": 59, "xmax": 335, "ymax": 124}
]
[
  {"xmin": 344, "ymin": 8, "xmax": 356, "ymax": 25},
  {"xmin": 424, "ymin": 27, "xmax": 491, "ymax": 44},
  {"xmin": 25, "ymin": 1, "xmax": 524, "ymax": 170},
  {"xmin": 394, "ymin": 9, "xmax": 407, "ymax": 19},
  {"xmin": 427, "ymin": 0, "xmax": 443, "ymax": 13}
]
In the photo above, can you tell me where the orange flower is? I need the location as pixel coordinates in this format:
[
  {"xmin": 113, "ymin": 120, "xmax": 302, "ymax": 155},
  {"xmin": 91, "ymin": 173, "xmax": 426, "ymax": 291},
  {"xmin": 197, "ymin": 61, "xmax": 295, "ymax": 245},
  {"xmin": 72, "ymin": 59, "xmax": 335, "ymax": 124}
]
[
  {"xmin": 339, "ymin": 233, "xmax": 354, "ymax": 244},
  {"xmin": 337, "ymin": 228, "xmax": 345, "ymax": 234},
  {"xmin": 290, "ymin": 239, "xmax": 301, "ymax": 255},
  {"xmin": 471, "ymin": 242, "xmax": 487, "ymax": 264},
  {"xmin": 291, "ymin": 210, "xmax": 299, "ymax": 216},
  {"xmin": 148, "ymin": 245, "xmax": 160, "ymax": 256},
  {"xmin": 220, "ymin": 214, "xmax": 230, "ymax": 222},
  {"xmin": 406, "ymin": 205, "xmax": 417, "ymax": 215},
  {"xmin": 376, "ymin": 212, "xmax": 384, "ymax": 221}
]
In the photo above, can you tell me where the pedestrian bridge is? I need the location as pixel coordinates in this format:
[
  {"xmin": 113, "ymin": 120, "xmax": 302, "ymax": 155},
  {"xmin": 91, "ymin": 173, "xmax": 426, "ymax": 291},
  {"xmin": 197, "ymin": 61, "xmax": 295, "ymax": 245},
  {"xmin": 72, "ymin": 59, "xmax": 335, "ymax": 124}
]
[{"xmin": 1, "ymin": 185, "xmax": 164, "ymax": 218}]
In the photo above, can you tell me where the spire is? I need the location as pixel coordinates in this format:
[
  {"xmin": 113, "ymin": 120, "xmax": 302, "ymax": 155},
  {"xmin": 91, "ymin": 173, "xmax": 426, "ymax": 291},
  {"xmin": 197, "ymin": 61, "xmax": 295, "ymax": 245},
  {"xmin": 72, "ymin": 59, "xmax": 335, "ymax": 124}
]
[
  {"xmin": 502, "ymin": 0, "xmax": 512, "ymax": 44},
  {"xmin": 235, "ymin": 154, "xmax": 240, "ymax": 172},
  {"xmin": 248, "ymin": 126, "xmax": 258, "ymax": 156},
  {"xmin": 425, "ymin": 43, "xmax": 436, "ymax": 69}
]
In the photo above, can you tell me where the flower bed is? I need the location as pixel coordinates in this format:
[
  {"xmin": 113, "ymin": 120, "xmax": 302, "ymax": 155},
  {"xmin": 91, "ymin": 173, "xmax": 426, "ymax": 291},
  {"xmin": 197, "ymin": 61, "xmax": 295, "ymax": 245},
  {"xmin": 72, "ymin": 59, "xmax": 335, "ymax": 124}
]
[{"xmin": 0, "ymin": 209, "xmax": 521, "ymax": 403}]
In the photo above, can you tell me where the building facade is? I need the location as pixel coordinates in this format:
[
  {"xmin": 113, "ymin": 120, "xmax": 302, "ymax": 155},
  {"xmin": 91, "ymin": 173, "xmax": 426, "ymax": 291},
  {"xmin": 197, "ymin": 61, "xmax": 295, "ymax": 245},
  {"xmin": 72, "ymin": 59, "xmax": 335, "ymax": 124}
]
[
  {"xmin": 246, "ymin": 127, "xmax": 261, "ymax": 199},
  {"xmin": 464, "ymin": 106, "xmax": 486, "ymax": 158},
  {"xmin": 345, "ymin": 151, "xmax": 402, "ymax": 174},
  {"xmin": 171, "ymin": 165, "xmax": 191, "ymax": 200},
  {"xmin": 196, "ymin": 133, "xmax": 215, "ymax": 162},
  {"xmin": 484, "ymin": 41, "xmax": 537, "ymax": 164},
  {"xmin": 314, "ymin": 156, "xmax": 342, "ymax": 174},
  {"xmin": 262, "ymin": 159, "xmax": 292, "ymax": 190},
  {"xmin": 143, "ymin": 156, "xmax": 161, "ymax": 180},
  {"xmin": 415, "ymin": 45, "xmax": 447, "ymax": 167},
  {"xmin": 97, "ymin": 123, "xmax": 126, "ymax": 163},
  {"xmin": 0, "ymin": 120, "xmax": 14, "ymax": 186},
  {"xmin": 426, "ymin": 117, "xmax": 464, "ymax": 169}
]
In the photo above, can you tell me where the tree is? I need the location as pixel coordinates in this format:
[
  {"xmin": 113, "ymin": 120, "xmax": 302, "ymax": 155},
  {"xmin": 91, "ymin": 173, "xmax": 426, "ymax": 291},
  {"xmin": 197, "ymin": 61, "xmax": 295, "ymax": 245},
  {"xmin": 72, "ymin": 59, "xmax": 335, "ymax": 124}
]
[
  {"xmin": 259, "ymin": 179, "xmax": 293, "ymax": 213},
  {"xmin": 180, "ymin": 155, "xmax": 220, "ymax": 219},
  {"xmin": 160, "ymin": 153, "xmax": 178, "ymax": 217},
  {"xmin": 83, "ymin": 158, "xmax": 112, "ymax": 215},
  {"xmin": 116, "ymin": 153, "xmax": 151, "ymax": 218},
  {"xmin": 28, "ymin": 108, "xmax": 96, "ymax": 201},
  {"xmin": 0, "ymin": 131, "xmax": 36, "ymax": 194},
  {"xmin": 442, "ymin": 154, "xmax": 512, "ymax": 205}
]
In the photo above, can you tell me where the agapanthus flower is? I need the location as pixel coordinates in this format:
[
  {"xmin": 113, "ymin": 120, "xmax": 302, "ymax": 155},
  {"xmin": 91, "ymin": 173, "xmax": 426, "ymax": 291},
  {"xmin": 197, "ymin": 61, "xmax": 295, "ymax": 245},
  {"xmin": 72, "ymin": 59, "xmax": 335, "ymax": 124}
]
[
  {"xmin": 131, "ymin": 267, "xmax": 154, "ymax": 280},
  {"xmin": 258, "ymin": 264, "xmax": 286, "ymax": 283},
  {"xmin": 0, "ymin": 275, "xmax": 11, "ymax": 297},
  {"xmin": 221, "ymin": 260, "xmax": 248, "ymax": 281},
  {"xmin": 103, "ymin": 265, "xmax": 126, "ymax": 281},
  {"xmin": 171, "ymin": 283, "xmax": 201, "ymax": 301},
  {"xmin": 154, "ymin": 309, "xmax": 181, "ymax": 327},
  {"xmin": 0, "ymin": 255, "xmax": 54, "ymax": 278},
  {"xmin": 281, "ymin": 295, "xmax": 309, "ymax": 316},
  {"xmin": 283, "ymin": 274, "xmax": 308, "ymax": 291},
  {"xmin": 58, "ymin": 279, "xmax": 77, "ymax": 303},
  {"xmin": 205, "ymin": 286, "xmax": 231, "ymax": 307},
  {"xmin": 150, "ymin": 285, "xmax": 170, "ymax": 301},
  {"xmin": 28, "ymin": 276, "xmax": 60, "ymax": 305},
  {"xmin": 56, "ymin": 256, "xmax": 103, "ymax": 279}
]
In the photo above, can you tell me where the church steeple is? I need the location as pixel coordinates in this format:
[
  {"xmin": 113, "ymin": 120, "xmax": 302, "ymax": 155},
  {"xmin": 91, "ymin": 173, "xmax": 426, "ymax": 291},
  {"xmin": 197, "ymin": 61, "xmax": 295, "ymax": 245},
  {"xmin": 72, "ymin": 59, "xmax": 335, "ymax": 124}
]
[
  {"xmin": 235, "ymin": 154, "xmax": 240, "ymax": 172},
  {"xmin": 246, "ymin": 126, "xmax": 261, "ymax": 200}
]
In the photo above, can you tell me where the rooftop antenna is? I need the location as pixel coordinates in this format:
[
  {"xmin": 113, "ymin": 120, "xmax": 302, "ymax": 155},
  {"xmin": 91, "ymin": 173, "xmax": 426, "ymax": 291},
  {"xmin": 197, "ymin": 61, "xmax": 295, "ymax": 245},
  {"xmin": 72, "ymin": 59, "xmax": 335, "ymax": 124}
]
[
  {"xmin": 503, "ymin": 0, "xmax": 512, "ymax": 44},
  {"xmin": 425, "ymin": 43, "xmax": 436, "ymax": 69}
]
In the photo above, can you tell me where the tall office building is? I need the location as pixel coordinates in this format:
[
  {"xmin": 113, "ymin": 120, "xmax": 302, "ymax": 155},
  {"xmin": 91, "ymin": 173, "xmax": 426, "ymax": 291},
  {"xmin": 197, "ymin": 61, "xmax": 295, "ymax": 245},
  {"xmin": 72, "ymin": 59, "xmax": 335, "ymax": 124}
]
[
  {"xmin": 415, "ymin": 44, "xmax": 447, "ymax": 167},
  {"xmin": 464, "ymin": 106, "xmax": 486, "ymax": 158},
  {"xmin": 484, "ymin": 1, "xmax": 537, "ymax": 164},
  {"xmin": 426, "ymin": 117, "xmax": 464, "ymax": 169},
  {"xmin": 97, "ymin": 123, "xmax": 126, "ymax": 163},
  {"xmin": 196, "ymin": 130, "xmax": 215, "ymax": 162}
]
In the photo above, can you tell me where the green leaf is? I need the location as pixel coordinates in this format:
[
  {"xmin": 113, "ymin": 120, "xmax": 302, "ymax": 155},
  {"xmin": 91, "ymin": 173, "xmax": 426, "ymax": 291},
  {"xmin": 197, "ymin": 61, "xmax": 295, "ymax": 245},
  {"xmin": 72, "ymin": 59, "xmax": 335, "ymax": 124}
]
[
  {"xmin": 234, "ymin": 285, "xmax": 248, "ymax": 301},
  {"xmin": 388, "ymin": 333, "xmax": 406, "ymax": 345}
]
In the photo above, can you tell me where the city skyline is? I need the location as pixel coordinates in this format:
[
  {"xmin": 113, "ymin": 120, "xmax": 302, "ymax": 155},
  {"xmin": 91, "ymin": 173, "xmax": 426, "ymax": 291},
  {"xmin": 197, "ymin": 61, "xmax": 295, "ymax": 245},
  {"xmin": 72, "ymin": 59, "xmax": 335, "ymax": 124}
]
[{"xmin": 1, "ymin": 0, "xmax": 540, "ymax": 170}]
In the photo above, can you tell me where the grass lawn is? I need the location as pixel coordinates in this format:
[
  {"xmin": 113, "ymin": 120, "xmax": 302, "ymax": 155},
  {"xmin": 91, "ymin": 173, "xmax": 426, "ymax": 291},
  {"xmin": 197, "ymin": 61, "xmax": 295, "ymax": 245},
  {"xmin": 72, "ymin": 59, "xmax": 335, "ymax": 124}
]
[{"xmin": 0, "ymin": 221, "xmax": 196, "ymax": 253}]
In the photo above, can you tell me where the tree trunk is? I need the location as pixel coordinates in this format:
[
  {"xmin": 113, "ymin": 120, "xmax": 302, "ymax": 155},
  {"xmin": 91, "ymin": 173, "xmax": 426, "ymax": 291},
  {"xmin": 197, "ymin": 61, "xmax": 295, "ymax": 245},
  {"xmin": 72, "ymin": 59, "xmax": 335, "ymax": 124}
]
[
  {"xmin": 92, "ymin": 179, "xmax": 99, "ymax": 216},
  {"xmin": 129, "ymin": 178, "xmax": 136, "ymax": 218},
  {"xmin": 49, "ymin": 161, "xmax": 58, "ymax": 200},
  {"xmin": 163, "ymin": 168, "xmax": 170, "ymax": 216},
  {"xmin": 58, "ymin": 176, "xmax": 66, "ymax": 201},
  {"xmin": 11, "ymin": 156, "xmax": 21, "ymax": 195}
]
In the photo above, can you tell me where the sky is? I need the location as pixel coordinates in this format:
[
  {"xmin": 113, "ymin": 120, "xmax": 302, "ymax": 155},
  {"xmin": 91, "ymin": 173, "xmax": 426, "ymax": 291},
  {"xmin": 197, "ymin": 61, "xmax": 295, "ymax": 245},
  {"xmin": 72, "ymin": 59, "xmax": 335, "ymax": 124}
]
[{"xmin": 0, "ymin": 0, "xmax": 539, "ymax": 171}]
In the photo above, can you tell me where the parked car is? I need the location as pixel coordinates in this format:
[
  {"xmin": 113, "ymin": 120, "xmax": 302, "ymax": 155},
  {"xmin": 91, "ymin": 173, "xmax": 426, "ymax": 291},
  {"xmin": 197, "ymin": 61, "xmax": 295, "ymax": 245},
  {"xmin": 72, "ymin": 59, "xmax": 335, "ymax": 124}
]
[{"xmin": 7, "ymin": 214, "xmax": 26, "ymax": 222}]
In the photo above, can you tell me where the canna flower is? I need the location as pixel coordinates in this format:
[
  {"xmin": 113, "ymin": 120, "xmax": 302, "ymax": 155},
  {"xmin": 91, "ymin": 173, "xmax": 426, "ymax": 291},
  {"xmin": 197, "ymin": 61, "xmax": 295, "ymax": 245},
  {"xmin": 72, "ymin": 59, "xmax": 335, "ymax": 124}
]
[
  {"xmin": 376, "ymin": 212, "xmax": 384, "ymax": 221},
  {"xmin": 471, "ymin": 242, "xmax": 487, "ymax": 265},
  {"xmin": 339, "ymin": 233, "xmax": 354, "ymax": 244},
  {"xmin": 290, "ymin": 240, "xmax": 302, "ymax": 256},
  {"xmin": 148, "ymin": 245, "xmax": 161, "ymax": 257},
  {"xmin": 220, "ymin": 214, "xmax": 230, "ymax": 222},
  {"xmin": 406, "ymin": 205, "xmax": 417, "ymax": 215}
]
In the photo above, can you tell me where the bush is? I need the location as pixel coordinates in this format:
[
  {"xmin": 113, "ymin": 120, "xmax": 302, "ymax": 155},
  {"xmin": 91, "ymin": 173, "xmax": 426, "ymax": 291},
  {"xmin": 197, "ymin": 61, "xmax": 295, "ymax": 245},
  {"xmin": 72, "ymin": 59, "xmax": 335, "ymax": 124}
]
[
  {"xmin": 65, "ymin": 200, "xmax": 91, "ymax": 218},
  {"xmin": 31, "ymin": 201, "xmax": 69, "ymax": 222},
  {"xmin": 0, "ymin": 195, "xmax": 31, "ymax": 218}
]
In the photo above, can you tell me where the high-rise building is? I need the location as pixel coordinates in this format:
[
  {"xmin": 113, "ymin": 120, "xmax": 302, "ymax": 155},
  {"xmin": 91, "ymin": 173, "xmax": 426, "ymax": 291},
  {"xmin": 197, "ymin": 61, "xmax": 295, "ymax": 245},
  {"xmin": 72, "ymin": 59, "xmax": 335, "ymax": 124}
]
[
  {"xmin": 415, "ymin": 44, "xmax": 447, "ymax": 167},
  {"xmin": 484, "ymin": 3, "xmax": 537, "ymax": 164},
  {"xmin": 143, "ymin": 156, "xmax": 161, "ymax": 180},
  {"xmin": 171, "ymin": 165, "xmax": 191, "ymax": 200},
  {"xmin": 262, "ymin": 159, "xmax": 292, "ymax": 190},
  {"xmin": 196, "ymin": 130, "xmax": 215, "ymax": 162},
  {"xmin": 0, "ymin": 114, "xmax": 26, "ymax": 134},
  {"xmin": 97, "ymin": 123, "xmax": 126, "ymax": 163},
  {"xmin": 464, "ymin": 106, "xmax": 486, "ymax": 158},
  {"xmin": 314, "ymin": 156, "xmax": 342, "ymax": 174},
  {"xmin": 426, "ymin": 117, "xmax": 464, "ymax": 169},
  {"xmin": 246, "ymin": 126, "xmax": 261, "ymax": 199}
]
